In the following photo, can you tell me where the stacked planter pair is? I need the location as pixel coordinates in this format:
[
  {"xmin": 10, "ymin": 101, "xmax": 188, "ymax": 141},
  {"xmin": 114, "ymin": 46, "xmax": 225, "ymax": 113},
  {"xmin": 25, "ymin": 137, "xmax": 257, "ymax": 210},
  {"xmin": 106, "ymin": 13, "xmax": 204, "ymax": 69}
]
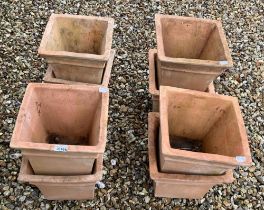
[
  {"xmin": 10, "ymin": 14, "xmax": 115, "ymax": 200},
  {"xmin": 148, "ymin": 15, "xmax": 252, "ymax": 199}
]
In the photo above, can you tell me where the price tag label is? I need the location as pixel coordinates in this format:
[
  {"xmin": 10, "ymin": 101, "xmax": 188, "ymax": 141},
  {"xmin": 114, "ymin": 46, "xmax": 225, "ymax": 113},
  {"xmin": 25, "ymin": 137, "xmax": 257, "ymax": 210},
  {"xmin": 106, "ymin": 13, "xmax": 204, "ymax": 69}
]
[
  {"xmin": 236, "ymin": 156, "xmax": 246, "ymax": 163},
  {"xmin": 99, "ymin": 87, "xmax": 109, "ymax": 93},
  {"xmin": 54, "ymin": 145, "xmax": 68, "ymax": 152},
  {"xmin": 219, "ymin": 60, "xmax": 229, "ymax": 65}
]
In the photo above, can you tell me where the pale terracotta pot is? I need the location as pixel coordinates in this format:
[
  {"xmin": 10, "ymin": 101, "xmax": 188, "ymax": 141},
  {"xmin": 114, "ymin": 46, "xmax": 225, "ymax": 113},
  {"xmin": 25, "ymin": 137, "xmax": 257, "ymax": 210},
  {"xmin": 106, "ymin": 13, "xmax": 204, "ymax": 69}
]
[
  {"xmin": 43, "ymin": 49, "xmax": 115, "ymax": 86},
  {"xmin": 155, "ymin": 14, "xmax": 233, "ymax": 91},
  {"xmin": 18, "ymin": 156, "xmax": 103, "ymax": 200},
  {"xmin": 38, "ymin": 14, "xmax": 114, "ymax": 84},
  {"xmin": 148, "ymin": 49, "xmax": 215, "ymax": 112},
  {"xmin": 10, "ymin": 83, "xmax": 109, "ymax": 175},
  {"xmin": 159, "ymin": 86, "xmax": 252, "ymax": 175},
  {"xmin": 148, "ymin": 112, "xmax": 234, "ymax": 199}
]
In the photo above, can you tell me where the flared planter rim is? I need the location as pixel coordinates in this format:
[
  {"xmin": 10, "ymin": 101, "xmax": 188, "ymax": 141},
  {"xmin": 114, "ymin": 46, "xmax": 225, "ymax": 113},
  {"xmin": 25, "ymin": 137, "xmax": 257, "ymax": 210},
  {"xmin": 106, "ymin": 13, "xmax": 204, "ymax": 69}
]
[
  {"xmin": 159, "ymin": 86, "xmax": 252, "ymax": 167},
  {"xmin": 148, "ymin": 112, "xmax": 234, "ymax": 183},
  {"xmin": 10, "ymin": 83, "xmax": 109, "ymax": 154},
  {"xmin": 155, "ymin": 14, "xmax": 233, "ymax": 69},
  {"xmin": 38, "ymin": 13, "xmax": 114, "ymax": 61}
]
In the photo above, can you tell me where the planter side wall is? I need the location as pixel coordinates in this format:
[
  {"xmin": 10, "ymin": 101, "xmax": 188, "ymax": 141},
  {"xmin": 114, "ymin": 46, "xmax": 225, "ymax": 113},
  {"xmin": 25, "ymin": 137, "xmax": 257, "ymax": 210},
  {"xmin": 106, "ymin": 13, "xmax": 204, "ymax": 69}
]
[
  {"xmin": 154, "ymin": 180, "xmax": 214, "ymax": 199},
  {"xmin": 24, "ymin": 153, "xmax": 97, "ymax": 175},
  {"xmin": 51, "ymin": 63, "xmax": 104, "ymax": 84},
  {"xmin": 35, "ymin": 183, "xmax": 95, "ymax": 200},
  {"xmin": 148, "ymin": 49, "xmax": 216, "ymax": 112},
  {"xmin": 43, "ymin": 50, "xmax": 115, "ymax": 86},
  {"xmin": 157, "ymin": 59, "xmax": 223, "ymax": 91}
]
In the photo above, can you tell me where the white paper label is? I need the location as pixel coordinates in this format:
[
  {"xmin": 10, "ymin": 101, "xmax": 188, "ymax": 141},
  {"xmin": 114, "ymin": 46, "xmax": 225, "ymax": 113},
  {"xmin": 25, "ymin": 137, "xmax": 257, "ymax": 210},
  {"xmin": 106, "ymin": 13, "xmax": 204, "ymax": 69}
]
[
  {"xmin": 219, "ymin": 60, "xmax": 229, "ymax": 65},
  {"xmin": 99, "ymin": 87, "xmax": 109, "ymax": 93},
  {"xmin": 54, "ymin": 145, "xmax": 68, "ymax": 152},
  {"xmin": 236, "ymin": 156, "xmax": 246, "ymax": 163}
]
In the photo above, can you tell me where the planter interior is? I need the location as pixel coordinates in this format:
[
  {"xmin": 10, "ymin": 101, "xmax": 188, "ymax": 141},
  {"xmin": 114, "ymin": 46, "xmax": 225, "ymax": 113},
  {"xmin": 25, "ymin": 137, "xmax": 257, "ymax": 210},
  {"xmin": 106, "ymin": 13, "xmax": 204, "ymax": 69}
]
[
  {"xmin": 45, "ymin": 15, "xmax": 110, "ymax": 55},
  {"xmin": 18, "ymin": 157, "xmax": 103, "ymax": 200},
  {"xmin": 148, "ymin": 112, "xmax": 234, "ymax": 199},
  {"xmin": 156, "ymin": 15, "xmax": 230, "ymax": 62},
  {"xmin": 159, "ymin": 86, "xmax": 251, "ymax": 174},
  {"xmin": 19, "ymin": 85, "xmax": 102, "ymax": 146},
  {"xmin": 11, "ymin": 83, "xmax": 109, "ymax": 175}
]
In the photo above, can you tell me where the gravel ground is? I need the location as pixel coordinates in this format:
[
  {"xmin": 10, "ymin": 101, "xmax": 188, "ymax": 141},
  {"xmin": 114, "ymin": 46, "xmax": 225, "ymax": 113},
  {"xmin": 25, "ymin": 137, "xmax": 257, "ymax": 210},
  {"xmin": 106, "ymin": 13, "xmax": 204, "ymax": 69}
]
[{"xmin": 0, "ymin": 0, "xmax": 263, "ymax": 209}]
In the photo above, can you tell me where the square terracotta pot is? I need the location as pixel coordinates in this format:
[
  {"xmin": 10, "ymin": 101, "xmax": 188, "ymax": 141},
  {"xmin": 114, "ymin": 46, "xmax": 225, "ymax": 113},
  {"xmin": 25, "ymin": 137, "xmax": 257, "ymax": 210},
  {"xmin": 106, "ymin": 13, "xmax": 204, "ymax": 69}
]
[
  {"xmin": 159, "ymin": 86, "xmax": 252, "ymax": 175},
  {"xmin": 18, "ymin": 156, "xmax": 103, "ymax": 200},
  {"xmin": 148, "ymin": 49, "xmax": 215, "ymax": 112},
  {"xmin": 148, "ymin": 112, "xmax": 234, "ymax": 199},
  {"xmin": 38, "ymin": 14, "xmax": 114, "ymax": 84},
  {"xmin": 10, "ymin": 83, "xmax": 109, "ymax": 175},
  {"xmin": 155, "ymin": 14, "xmax": 233, "ymax": 91},
  {"xmin": 43, "ymin": 49, "xmax": 115, "ymax": 86}
]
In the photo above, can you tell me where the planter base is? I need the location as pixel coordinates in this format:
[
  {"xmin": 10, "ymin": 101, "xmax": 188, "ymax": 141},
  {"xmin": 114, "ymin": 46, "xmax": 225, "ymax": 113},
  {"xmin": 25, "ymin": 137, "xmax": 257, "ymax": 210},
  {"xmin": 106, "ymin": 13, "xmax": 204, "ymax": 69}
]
[
  {"xmin": 148, "ymin": 49, "xmax": 216, "ymax": 112},
  {"xmin": 148, "ymin": 112, "xmax": 234, "ymax": 199},
  {"xmin": 18, "ymin": 156, "xmax": 103, "ymax": 200},
  {"xmin": 44, "ymin": 50, "xmax": 115, "ymax": 86}
]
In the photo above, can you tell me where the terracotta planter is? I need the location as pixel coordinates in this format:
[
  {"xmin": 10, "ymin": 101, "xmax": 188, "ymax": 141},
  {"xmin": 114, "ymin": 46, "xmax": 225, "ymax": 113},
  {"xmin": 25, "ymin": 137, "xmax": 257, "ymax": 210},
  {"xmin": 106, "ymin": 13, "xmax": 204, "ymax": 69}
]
[
  {"xmin": 155, "ymin": 14, "xmax": 233, "ymax": 91},
  {"xmin": 18, "ymin": 156, "xmax": 103, "ymax": 200},
  {"xmin": 43, "ymin": 49, "xmax": 115, "ymax": 86},
  {"xmin": 148, "ymin": 112, "xmax": 234, "ymax": 199},
  {"xmin": 10, "ymin": 83, "xmax": 109, "ymax": 175},
  {"xmin": 159, "ymin": 86, "xmax": 252, "ymax": 175},
  {"xmin": 38, "ymin": 14, "xmax": 114, "ymax": 84},
  {"xmin": 148, "ymin": 49, "xmax": 215, "ymax": 112}
]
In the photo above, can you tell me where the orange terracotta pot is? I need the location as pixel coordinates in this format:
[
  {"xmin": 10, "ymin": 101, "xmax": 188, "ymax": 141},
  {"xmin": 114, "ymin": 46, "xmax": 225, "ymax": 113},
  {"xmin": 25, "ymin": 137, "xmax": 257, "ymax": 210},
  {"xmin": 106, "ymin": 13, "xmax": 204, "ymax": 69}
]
[
  {"xmin": 155, "ymin": 14, "xmax": 233, "ymax": 91},
  {"xmin": 38, "ymin": 14, "xmax": 114, "ymax": 84},
  {"xmin": 43, "ymin": 49, "xmax": 115, "ymax": 86},
  {"xmin": 148, "ymin": 112, "xmax": 234, "ymax": 199},
  {"xmin": 18, "ymin": 156, "xmax": 103, "ymax": 200},
  {"xmin": 159, "ymin": 86, "xmax": 252, "ymax": 175},
  {"xmin": 148, "ymin": 49, "xmax": 215, "ymax": 112},
  {"xmin": 11, "ymin": 83, "xmax": 109, "ymax": 175}
]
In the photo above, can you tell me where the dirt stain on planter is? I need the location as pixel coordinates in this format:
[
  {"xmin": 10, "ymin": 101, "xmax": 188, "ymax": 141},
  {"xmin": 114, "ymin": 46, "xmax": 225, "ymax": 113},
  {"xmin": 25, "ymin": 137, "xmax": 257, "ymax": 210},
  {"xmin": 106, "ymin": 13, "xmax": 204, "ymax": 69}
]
[
  {"xmin": 169, "ymin": 135, "xmax": 202, "ymax": 152},
  {"xmin": 47, "ymin": 133, "xmax": 88, "ymax": 146}
]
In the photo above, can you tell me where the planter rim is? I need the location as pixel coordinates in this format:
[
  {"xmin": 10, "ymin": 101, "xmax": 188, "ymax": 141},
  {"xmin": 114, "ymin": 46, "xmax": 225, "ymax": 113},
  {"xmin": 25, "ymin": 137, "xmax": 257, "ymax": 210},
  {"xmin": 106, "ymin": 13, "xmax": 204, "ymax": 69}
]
[
  {"xmin": 159, "ymin": 86, "xmax": 252, "ymax": 166},
  {"xmin": 10, "ymin": 83, "xmax": 109, "ymax": 154},
  {"xmin": 43, "ymin": 49, "xmax": 116, "ymax": 86},
  {"xmin": 148, "ymin": 112, "xmax": 234, "ymax": 183},
  {"xmin": 38, "ymin": 14, "xmax": 114, "ymax": 61},
  {"xmin": 155, "ymin": 14, "xmax": 233, "ymax": 68},
  {"xmin": 148, "ymin": 49, "xmax": 216, "ymax": 97},
  {"xmin": 18, "ymin": 156, "xmax": 103, "ymax": 183}
]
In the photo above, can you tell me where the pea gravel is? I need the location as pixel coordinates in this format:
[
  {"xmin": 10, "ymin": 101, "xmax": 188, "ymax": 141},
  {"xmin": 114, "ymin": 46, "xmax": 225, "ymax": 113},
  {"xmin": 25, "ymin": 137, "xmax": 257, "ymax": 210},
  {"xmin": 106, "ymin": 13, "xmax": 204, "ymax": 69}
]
[{"xmin": 0, "ymin": 0, "xmax": 263, "ymax": 209}]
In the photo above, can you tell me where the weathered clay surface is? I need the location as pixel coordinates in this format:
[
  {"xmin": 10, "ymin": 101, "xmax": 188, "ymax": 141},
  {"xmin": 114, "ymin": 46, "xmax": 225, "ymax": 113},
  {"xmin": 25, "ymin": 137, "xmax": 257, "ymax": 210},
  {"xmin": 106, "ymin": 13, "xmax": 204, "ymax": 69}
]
[
  {"xmin": 38, "ymin": 14, "xmax": 114, "ymax": 84},
  {"xmin": 148, "ymin": 49, "xmax": 215, "ymax": 112},
  {"xmin": 148, "ymin": 112, "xmax": 234, "ymax": 199},
  {"xmin": 155, "ymin": 14, "xmax": 233, "ymax": 91},
  {"xmin": 44, "ymin": 50, "xmax": 115, "ymax": 86},
  {"xmin": 10, "ymin": 83, "xmax": 109, "ymax": 175},
  {"xmin": 159, "ymin": 86, "xmax": 252, "ymax": 175},
  {"xmin": 18, "ymin": 156, "xmax": 103, "ymax": 200}
]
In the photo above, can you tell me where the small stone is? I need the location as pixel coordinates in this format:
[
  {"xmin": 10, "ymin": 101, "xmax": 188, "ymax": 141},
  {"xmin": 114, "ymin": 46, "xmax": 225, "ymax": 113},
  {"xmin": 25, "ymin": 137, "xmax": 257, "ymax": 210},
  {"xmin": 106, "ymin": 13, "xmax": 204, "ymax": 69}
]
[
  {"xmin": 144, "ymin": 196, "xmax": 150, "ymax": 203},
  {"xmin": 111, "ymin": 159, "xmax": 117, "ymax": 166},
  {"xmin": 96, "ymin": 181, "xmax": 105, "ymax": 189}
]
